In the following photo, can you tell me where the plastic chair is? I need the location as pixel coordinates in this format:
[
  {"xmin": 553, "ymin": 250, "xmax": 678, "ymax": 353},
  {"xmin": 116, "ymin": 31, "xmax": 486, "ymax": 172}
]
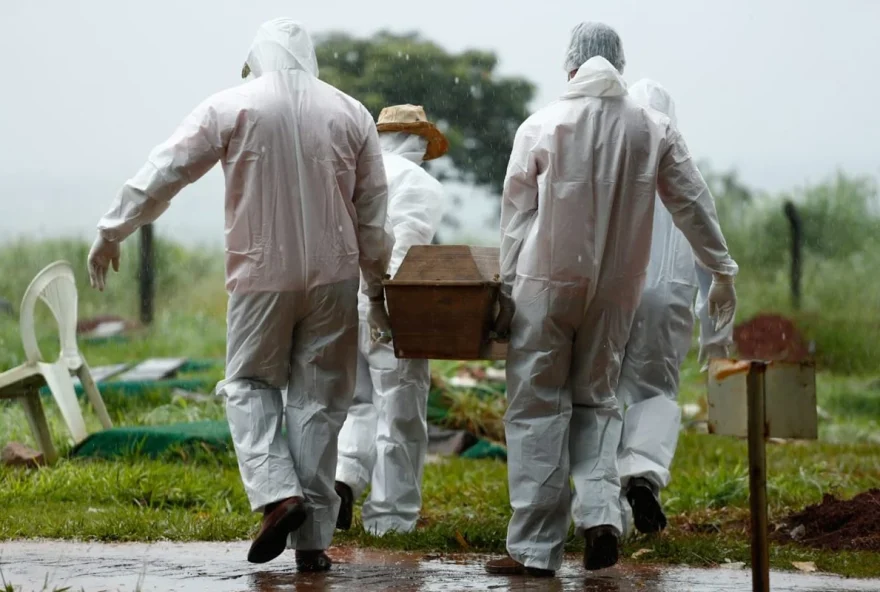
[{"xmin": 0, "ymin": 261, "xmax": 112, "ymax": 453}]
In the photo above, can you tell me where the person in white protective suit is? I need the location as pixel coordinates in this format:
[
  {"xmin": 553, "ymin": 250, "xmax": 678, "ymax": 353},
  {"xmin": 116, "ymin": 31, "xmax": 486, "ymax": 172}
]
[
  {"xmin": 616, "ymin": 79, "xmax": 736, "ymax": 539},
  {"xmin": 333, "ymin": 104, "xmax": 449, "ymax": 536},
  {"xmin": 485, "ymin": 22, "xmax": 738, "ymax": 578},
  {"xmin": 86, "ymin": 18, "xmax": 392, "ymax": 572}
]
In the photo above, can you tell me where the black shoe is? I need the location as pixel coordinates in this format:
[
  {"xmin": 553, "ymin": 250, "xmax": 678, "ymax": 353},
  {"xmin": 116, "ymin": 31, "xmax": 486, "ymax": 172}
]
[
  {"xmin": 296, "ymin": 550, "xmax": 332, "ymax": 572},
  {"xmin": 627, "ymin": 477, "xmax": 667, "ymax": 534},
  {"xmin": 247, "ymin": 497, "xmax": 307, "ymax": 564},
  {"xmin": 583, "ymin": 525, "xmax": 619, "ymax": 571},
  {"xmin": 335, "ymin": 481, "xmax": 353, "ymax": 531}
]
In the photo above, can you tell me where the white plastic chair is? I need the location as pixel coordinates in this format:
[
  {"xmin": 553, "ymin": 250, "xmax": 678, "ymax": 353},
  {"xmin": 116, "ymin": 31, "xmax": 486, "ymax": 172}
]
[{"xmin": 0, "ymin": 261, "xmax": 112, "ymax": 451}]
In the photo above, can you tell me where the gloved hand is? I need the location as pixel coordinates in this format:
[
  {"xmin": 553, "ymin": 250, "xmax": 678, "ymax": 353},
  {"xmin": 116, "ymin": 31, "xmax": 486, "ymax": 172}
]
[
  {"xmin": 708, "ymin": 273, "xmax": 737, "ymax": 331},
  {"xmin": 87, "ymin": 234, "xmax": 121, "ymax": 292},
  {"xmin": 698, "ymin": 343, "xmax": 730, "ymax": 373},
  {"xmin": 366, "ymin": 299, "xmax": 392, "ymax": 344},
  {"xmin": 491, "ymin": 291, "xmax": 515, "ymax": 341}
]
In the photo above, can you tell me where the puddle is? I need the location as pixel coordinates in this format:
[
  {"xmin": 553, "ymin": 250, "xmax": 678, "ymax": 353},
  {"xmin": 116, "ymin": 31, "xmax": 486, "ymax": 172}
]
[{"xmin": 1, "ymin": 542, "xmax": 878, "ymax": 591}]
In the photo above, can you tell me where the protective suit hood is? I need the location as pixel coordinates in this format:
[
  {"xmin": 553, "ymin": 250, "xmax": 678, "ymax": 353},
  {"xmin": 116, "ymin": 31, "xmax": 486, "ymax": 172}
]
[
  {"xmin": 379, "ymin": 132, "xmax": 428, "ymax": 165},
  {"xmin": 563, "ymin": 56, "xmax": 627, "ymax": 99},
  {"xmin": 629, "ymin": 79, "xmax": 677, "ymax": 126},
  {"xmin": 245, "ymin": 18, "xmax": 319, "ymax": 78}
]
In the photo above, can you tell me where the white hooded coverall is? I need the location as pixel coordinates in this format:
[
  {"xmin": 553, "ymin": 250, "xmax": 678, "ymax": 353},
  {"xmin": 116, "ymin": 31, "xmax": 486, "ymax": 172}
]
[
  {"xmin": 96, "ymin": 19, "xmax": 390, "ymax": 552},
  {"xmin": 616, "ymin": 80, "xmax": 735, "ymax": 534},
  {"xmin": 336, "ymin": 132, "xmax": 446, "ymax": 535},
  {"xmin": 499, "ymin": 57, "xmax": 737, "ymax": 571}
]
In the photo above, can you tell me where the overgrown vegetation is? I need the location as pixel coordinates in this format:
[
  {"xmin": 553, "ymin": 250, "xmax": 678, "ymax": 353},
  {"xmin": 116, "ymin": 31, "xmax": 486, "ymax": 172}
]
[
  {"xmin": 705, "ymin": 169, "xmax": 880, "ymax": 373},
  {"xmin": 1, "ymin": 170, "xmax": 879, "ymax": 579}
]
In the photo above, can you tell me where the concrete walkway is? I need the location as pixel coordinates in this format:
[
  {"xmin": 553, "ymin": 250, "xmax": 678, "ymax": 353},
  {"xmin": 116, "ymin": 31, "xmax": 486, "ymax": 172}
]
[{"xmin": 1, "ymin": 542, "xmax": 878, "ymax": 591}]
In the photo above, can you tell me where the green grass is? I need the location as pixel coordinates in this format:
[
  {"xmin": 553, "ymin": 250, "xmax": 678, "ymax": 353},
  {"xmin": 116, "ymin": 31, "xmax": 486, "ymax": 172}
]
[
  {"xmin": 0, "ymin": 237, "xmax": 228, "ymax": 375},
  {"xmin": 1, "ymin": 567, "xmax": 77, "ymax": 592},
  {"xmin": 1, "ymin": 431, "xmax": 879, "ymax": 577}
]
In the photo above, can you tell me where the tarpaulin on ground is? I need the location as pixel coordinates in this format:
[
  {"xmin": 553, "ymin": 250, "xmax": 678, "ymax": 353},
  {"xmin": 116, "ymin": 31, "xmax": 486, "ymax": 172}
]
[
  {"xmin": 71, "ymin": 420, "xmax": 232, "ymax": 459},
  {"xmin": 71, "ymin": 419, "xmax": 506, "ymax": 462}
]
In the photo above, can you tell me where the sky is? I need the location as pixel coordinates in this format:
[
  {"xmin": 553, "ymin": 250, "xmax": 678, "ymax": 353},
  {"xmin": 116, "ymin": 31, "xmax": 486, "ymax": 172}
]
[{"xmin": 2, "ymin": 0, "xmax": 879, "ymax": 246}]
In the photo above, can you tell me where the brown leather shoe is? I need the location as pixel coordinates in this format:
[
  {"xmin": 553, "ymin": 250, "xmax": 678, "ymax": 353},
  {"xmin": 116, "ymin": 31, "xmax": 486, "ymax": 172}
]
[
  {"xmin": 583, "ymin": 525, "xmax": 619, "ymax": 571},
  {"xmin": 247, "ymin": 496, "xmax": 307, "ymax": 564},
  {"xmin": 484, "ymin": 556, "xmax": 555, "ymax": 577},
  {"xmin": 296, "ymin": 550, "xmax": 332, "ymax": 572}
]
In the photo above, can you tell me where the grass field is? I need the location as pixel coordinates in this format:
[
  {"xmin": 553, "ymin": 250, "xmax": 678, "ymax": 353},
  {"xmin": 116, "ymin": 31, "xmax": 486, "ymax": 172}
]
[
  {"xmin": 2, "ymin": 419, "xmax": 879, "ymax": 578},
  {"xmin": 1, "ymin": 171, "xmax": 880, "ymax": 581}
]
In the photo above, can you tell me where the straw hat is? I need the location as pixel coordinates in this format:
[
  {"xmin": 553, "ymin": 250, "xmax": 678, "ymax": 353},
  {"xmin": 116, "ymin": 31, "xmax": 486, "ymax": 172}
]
[{"xmin": 376, "ymin": 105, "xmax": 449, "ymax": 161}]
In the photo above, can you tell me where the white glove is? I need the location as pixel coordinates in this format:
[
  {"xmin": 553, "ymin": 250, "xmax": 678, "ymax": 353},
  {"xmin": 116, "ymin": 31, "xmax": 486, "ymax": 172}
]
[
  {"xmin": 707, "ymin": 273, "xmax": 737, "ymax": 332},
  {"xmin": 87, "ymin": 234, "xmax": 121, "ymax": 292},
  {"xmin": 366, "ymin": 299, "xmax": 392, "ymax": 344},
  {"xmin": 490, "ymin": 291, "xmax": 515, "ymax": 341},
  {"xmin": 699, "ymin": 343, "xmax": 730, "ymax": 373}
]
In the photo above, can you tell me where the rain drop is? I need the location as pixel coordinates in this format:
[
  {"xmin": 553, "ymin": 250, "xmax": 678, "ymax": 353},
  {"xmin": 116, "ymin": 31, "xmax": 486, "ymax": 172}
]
[{"xmin": 454, "ymin": 77, "xmax": 460, "ymax": 84}]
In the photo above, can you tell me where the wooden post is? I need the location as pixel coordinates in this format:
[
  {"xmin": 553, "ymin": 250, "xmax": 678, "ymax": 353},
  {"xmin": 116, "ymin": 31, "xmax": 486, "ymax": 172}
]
[
  {"xmin": 139, "ymin": 223, "xmax": 155, "ymax": 325},
  {"xmin": 747, "ymin": 361, "xmax": 770, "ymax": 592},
  {"xmin": 783, "ymin": 201, "xmax": 802, "ymax": 310}
]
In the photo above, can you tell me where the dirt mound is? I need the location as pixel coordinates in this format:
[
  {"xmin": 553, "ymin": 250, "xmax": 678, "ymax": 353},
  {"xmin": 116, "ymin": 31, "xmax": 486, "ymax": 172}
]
[
  {"xmin": 774, "ymin": 489, "xmax": 880, "ymax": 551},
  {"xmin": 733, "ymin": 314, "xmax": 810, "ymax": 362}
]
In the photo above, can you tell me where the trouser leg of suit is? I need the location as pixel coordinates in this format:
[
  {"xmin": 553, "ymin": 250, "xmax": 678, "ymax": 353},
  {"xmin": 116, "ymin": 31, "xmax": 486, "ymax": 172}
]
[
  {"xmin": 336, "ymin": 322, "xmax": 379, "ymax": 499},
  {"xmin": 568, "ymin": 289, "xmax": 635, "ymax": 539},
  {"xmin": 361, "ymin": 325, "xmax": 431, "ymax": 536},
  {"xmin": 285, "ymin": 280, "xmax": 359, "ymax": 551},
  {"xmin": 219, "ymin": 291, "xmax": 303, "ymax": 512},
  {"xmin": 505, "ymin": 277, "xmax": 584, "ymax": 572},
  {"xmin": 617, "ymin": 282, "xmax": 697, "ymax": 495}
]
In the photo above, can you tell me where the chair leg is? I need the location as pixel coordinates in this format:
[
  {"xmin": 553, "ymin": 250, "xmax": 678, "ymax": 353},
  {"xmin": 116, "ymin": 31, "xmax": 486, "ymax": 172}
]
[
  {"xmin": 21, "ymin": 389, "xmax": 59, "ymax": 464},
  {"xmin": 77, "ymin": 363, "xmax": 113, "ymax": 430}
]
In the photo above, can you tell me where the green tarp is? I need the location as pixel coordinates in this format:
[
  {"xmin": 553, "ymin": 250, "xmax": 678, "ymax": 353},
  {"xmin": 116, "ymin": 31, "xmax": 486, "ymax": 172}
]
[
  {"xmin": 71, "ymin": 419, "xmax": 507, "ymax": 462},
  {"xmin": 71, "ymin": 420, "xmax": 232, "ymax": 459}
]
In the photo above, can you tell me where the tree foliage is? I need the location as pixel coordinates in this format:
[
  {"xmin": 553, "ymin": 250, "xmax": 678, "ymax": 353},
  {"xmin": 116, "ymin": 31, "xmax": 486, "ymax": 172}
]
[{"xmin": 315, "ymin": 31, "xmax": 536, "ymax": 194}]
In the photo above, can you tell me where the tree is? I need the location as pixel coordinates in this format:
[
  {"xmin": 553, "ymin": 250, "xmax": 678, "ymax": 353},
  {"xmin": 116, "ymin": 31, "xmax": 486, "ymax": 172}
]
[{"xmin": 315, "ymin": 31, "xmax": 536, "ymax": 196}]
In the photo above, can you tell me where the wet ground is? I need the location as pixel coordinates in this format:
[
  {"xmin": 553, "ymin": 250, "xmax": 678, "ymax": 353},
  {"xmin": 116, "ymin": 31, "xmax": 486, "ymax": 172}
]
[{"xmin": 1, "ymin": 542, "xmax": 878, "ymax": 591}]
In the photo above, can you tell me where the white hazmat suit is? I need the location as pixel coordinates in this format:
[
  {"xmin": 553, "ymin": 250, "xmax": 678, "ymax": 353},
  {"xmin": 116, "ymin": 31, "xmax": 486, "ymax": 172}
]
[
  {"xmin": 616, "ymin": 79, "xmax": 735, "ymax": 538},
  {"xmin": 95, "ymin": 19, "xmax": 391, "ymax": 553},
  {"xmin": 336, "ymin": 132, "xmax": 446, "ymax": 535},
  {"xmin": 499, "ymin": 56, "xmax": 737, "ymax": 572}
]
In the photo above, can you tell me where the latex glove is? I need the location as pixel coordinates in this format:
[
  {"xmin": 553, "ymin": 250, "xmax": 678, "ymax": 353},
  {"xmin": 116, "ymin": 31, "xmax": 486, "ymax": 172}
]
[
  {"xmin": 367, "ymin": 300, "xmax": 392, "ymax": 344},
  {"xmin": 707, "ymin": 273, "xmax": 737, "ymax": 332},
  {"xmin": 698, "ymin": 343, "xmax": 730, "ymax": 373},
  {"xmin": 490, "ymin": 291, "xmax": 515, "ymax": 341},
  {"xmin": 87, "ymin": 234, "xmax": 121, "ymax": 292}
]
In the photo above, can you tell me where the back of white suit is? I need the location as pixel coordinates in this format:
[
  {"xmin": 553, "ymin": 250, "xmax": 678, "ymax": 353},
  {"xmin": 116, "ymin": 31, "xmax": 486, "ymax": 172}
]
[
  {"xmin": 500, "ymin": 57, "xmax": 736, "ymax": 572},
  {"xmin": 337, "ymin": 133, "xmax": 446, "ymax": 535}
]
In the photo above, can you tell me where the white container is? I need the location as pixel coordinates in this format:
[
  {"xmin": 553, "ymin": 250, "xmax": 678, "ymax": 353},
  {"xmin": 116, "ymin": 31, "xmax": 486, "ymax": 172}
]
[{"xmin": 707, "ymin": 359, "xmax": 818, "ymax": 440}]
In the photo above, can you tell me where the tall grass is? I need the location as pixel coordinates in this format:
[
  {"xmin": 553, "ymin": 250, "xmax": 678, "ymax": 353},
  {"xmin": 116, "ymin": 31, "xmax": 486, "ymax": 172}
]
[
  {"xmin": 0, "ymin": 236, "xmax": 227, "ymax": 372},
  {"xmin": 711, "ymin": 171, "xmax": 880, "ymax": 373}
]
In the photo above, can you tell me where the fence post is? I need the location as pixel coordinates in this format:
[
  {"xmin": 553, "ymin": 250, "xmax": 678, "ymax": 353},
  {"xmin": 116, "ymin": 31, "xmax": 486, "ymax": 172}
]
[
  {"xmin": 139, "ymin": 223, "xmax": 155, "ymax": 325},
  {"xmin": 747, "ymin": 361, "xmax": 770, "ymax": 592},
  {"xmin": 783, "ymin": 201, "xmax": 802, "ymax": 310}
]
